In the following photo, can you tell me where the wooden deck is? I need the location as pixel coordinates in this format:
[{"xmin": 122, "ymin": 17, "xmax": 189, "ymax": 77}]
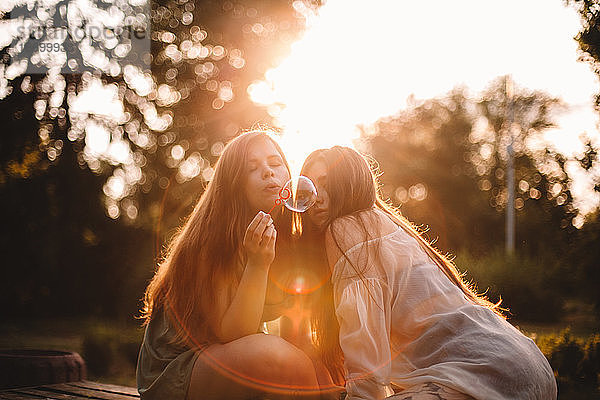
[{"xmin": 0, "ymin": 381, "xmax": 139, "ymax": 399}]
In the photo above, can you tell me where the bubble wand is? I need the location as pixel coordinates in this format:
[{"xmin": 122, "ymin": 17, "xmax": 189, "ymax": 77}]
[{"xmin": 268, "ymin": 185, "xmax": 292, "ymax": 214}]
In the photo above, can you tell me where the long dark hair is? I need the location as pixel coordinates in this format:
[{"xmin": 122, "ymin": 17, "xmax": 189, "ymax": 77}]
[
  {"xmin": 139, "ymin": 130, "xmax": 293, "ymax": 348},
  {"xmin": 300, "ymin": 146, "xmax": 505, "ymax": 382}
]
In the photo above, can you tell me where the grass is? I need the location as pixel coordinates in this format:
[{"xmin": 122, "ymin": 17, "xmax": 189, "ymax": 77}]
[{"xmin": 513, "ymin": 300, "xmax": 600, "ymax": 339}]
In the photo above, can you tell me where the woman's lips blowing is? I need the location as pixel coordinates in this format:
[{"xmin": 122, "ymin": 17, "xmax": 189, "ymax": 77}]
[{"xmin": 263, "ymin": 182, "xmax": 281, "ymax": 193}]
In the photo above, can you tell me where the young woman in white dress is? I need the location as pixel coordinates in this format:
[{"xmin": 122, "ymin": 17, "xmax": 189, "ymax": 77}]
[{"xmin": 300, "ymin": 146, "xmax": 557, "ymax": 400}]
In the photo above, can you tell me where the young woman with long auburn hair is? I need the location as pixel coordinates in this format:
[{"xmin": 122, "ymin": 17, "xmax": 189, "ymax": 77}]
[
  {"xmin": 136, "ymin": 131, "xmax": 334, "ymax": 400},
  {"xmin": 300, "ymin": 146, "xmax": 557, "ymax": 400}
]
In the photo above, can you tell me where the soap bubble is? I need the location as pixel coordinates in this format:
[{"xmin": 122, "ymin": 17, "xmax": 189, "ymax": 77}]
[{"xmin": 277, "ymin": 175, "xmax": 317, "ymax": 213}]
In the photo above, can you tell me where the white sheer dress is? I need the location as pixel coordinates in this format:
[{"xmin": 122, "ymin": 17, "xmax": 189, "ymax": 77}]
[{"xmin": 329, "ymin": 210, "xmax": 557, "ymax": 400}]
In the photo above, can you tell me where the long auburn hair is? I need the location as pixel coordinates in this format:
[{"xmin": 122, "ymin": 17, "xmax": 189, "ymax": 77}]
[
  {"xmin": 300, "ymin": 146, "xmax": 505, "ymax": 384},
  {"xmin": 139, "ymin": 131, "xmax": 293, "ymax": 348}
]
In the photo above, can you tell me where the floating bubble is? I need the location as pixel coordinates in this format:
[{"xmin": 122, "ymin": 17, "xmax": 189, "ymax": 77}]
[
  {"xmin": 285, "ymin": 175, "xmax": 317, "ymax": 212},
  {"xmin": 271, "ymin": 175, "xmax": 317, "ymax": 213}
]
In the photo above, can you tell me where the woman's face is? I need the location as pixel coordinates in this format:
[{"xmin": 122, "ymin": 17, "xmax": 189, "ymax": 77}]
[
  {"xmin": 304, "ymin": 160, "xmax": 330, "ymax": 230},
  {"xmin": 244, "ymin": 139, "xmax": 291, "ymax": 213}
]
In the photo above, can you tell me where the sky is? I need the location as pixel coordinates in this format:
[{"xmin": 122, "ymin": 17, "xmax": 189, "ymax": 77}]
[{"xmin": 248, "ymin": 0, "xmax": 600, "ymax": 215}]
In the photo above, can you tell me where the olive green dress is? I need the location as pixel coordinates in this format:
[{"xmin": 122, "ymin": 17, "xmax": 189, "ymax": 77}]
[{"xmin": 136, "ymin": 306, "xmax": 204, "ymax": 400}]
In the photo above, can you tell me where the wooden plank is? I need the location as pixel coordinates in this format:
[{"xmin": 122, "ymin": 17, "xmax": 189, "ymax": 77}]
[
  {"xmin": 0, "ymin": 392, "xmax": 30, "ymax": 400},
  {"xmin": 68, "ymin": 382, "xmax": 138, "ymax": 397},
  {"xmin": 0, "ymin": 389, "xmax": 68, "ymax": 400},
  {"xmin": 9, "ymin": 386, "xmax": 88, "ymax": 399},
  {"xmin": 0, "ymin": 392, "xmax": 34, "ymax": 400},
  {"xmin": 33, "ymin": 383, "xmax": 133, "ymax": 400},
  {"xmin": 0, "ymin": 381, "xmax": 139, "ymax": 400}
]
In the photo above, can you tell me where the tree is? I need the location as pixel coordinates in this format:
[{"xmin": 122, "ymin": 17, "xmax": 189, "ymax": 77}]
[
  {"xmin": 360, "ymin": 77, "xmax": 579, "ymax": 256},
  {"xmin": 0, "ymin": 0, "xmax": 319, "ymax": 320},
  {"xmin": 1, "ymin": 0, "xmax": 318, "ymax": 228},
  {"xmin": 568, "ymin": 0, "xmax": 600, "ymax": 108},
  {"xmin": 359, "ymin": 88, "xmax": 502, "ymax": 254}
]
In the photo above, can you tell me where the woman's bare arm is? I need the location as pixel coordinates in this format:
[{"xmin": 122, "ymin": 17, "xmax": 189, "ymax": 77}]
[{"xmin": 215, "ymin": 211, "xmax": 277, "ymax": 343}]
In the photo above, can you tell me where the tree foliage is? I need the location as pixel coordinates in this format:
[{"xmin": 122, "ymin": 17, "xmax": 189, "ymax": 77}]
[
  {"xmin": 0, "ymin": 0, "xmax": 315, "ymax": 320},
  {"xmin": 1, "ymin": 0, "xmax": 317, "ymax": 228},
  {"xmin": 360, "ymin": 78, "xmax": 578, "ymax": 255},
  {"xmin": 568, "ymin": 0, "xmax": 600, "ymax": 107}
]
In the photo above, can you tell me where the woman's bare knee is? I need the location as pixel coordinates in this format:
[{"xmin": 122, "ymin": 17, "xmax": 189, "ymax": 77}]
[
  {"xmin": 188, "ymin": 334, "xmax": 319, "ymax": 398},
  {"xmin": 257, "ymin": 335, "xmax": 318, "ymax": 388}
]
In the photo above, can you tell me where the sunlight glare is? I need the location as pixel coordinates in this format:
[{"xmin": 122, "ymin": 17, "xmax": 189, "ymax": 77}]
[{"xmin": 250, "ymin": 0, "xmax": 600, "ymax": 193}]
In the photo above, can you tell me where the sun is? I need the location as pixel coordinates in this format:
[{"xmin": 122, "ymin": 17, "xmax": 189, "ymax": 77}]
[
  {"xmin": 248, "ymin": 0, "xmax": 599, "ymax": 216},
  {"xmin": 248, "ymin": 73, "xmax": 358, "ymax": 178}
]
